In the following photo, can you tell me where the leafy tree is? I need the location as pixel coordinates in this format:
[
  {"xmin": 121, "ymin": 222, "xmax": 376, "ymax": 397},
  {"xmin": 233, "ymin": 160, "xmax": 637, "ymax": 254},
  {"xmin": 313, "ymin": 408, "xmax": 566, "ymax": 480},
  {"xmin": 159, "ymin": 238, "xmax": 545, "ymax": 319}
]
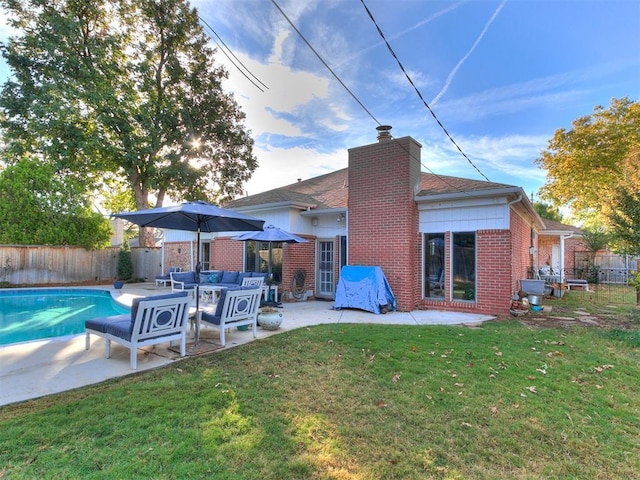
[
  {"xmin": 535, "ymin": 98, "xmax": 640, "ymax": 246},
  {"xmin": 534, "ymin": 202, "xmax": 563, "ymax": 222},
  {"xmin": 0, "ymin": 158, "xmax": 111, "ymax": 248},
  {"xmin": 609, "ymin": 147, "xmax": 640, "ymax": 254},
  {"xmin": 0, "ymin": 0, "xmax": 257, "ymax": 246}
]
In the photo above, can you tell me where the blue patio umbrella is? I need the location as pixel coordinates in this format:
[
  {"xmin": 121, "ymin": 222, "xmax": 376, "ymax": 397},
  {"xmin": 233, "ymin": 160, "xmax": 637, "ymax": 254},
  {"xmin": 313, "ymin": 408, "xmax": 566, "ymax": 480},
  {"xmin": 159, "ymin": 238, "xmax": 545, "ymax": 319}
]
[
  {"xmin": 233, "ymin": 225, "xmax": 307, "ymax": 305},
  {"xmin": 233, "ymin": 225, "xmax": 307, "ymax": 276},
  {"xmin": 115, "ymin": 201, "xmax": 264, "ymax": 344}
]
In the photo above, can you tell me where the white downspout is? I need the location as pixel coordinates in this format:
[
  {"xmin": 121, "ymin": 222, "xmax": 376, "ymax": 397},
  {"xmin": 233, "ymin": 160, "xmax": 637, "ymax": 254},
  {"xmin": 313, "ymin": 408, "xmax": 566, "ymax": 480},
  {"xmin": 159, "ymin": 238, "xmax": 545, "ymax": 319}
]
[{"xmin": 559, "ymin": 232, "xmax": 575, "ymax": 283}]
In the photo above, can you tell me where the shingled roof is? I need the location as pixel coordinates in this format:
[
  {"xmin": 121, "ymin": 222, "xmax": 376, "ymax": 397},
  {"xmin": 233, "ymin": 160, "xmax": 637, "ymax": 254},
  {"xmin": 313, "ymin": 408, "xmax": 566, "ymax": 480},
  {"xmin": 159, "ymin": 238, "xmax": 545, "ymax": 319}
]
[
  {"xmin": 226, "ymin": 168, "xmax": 518, "ymax": 210},
  {"xmin": 418, "ymin": 173, "xmax": 515, "ymax": 196},
  {"xmin": 226, "ymin": 168, "xmax": 349, "ymax": 210}
]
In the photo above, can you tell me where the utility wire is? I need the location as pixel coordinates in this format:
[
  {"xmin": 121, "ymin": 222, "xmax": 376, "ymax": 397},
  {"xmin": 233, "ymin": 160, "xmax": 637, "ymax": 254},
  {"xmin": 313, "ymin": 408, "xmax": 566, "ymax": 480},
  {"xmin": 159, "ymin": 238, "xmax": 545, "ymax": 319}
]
[
  {"xmin": 269, "ymin": 0, "xmax": 379, "ymax": 126},
  {"xmin": 270, "ymin": 0, "xmax": 475, "ymax": 196},
  {"xmin": 199, "ymin": 16, "xmax": 268, "ymax": 92},
  {"xmin": 359, "ymin": 0, "xmax": 491, "ymax": 182}
]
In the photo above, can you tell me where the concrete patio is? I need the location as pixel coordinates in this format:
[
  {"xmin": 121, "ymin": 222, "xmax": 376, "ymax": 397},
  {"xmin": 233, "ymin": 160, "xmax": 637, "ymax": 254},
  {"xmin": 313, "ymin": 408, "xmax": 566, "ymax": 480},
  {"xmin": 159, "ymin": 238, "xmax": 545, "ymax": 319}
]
[{"xmin": 0, "ymin": 283, "xmax": 493, "ymax": 407}]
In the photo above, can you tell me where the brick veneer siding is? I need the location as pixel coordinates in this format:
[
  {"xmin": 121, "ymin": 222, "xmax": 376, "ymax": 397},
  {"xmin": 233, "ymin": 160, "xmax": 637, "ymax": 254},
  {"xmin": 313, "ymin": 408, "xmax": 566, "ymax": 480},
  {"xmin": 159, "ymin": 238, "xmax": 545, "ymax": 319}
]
[
  {"xmin": 211, "ymin": 237, "xmax": 244, "ymax": 271},
  {"xmin": 163, "ymin": 241, "xmax": 194, "ymax": 273},
  {"xmin": 347, "ymin": 136, "xmax": 422, "ymax": 311},
  {"xmin": 281, "ymin": 236, "xmax": 316, "ymax": 301},
  {"xmin": 510, "ymin": 209, "xmax": 535, "ymax": 292},
  {"xmin": 477, "ymin": 229, "xmax": 514, "ymax": 314}
]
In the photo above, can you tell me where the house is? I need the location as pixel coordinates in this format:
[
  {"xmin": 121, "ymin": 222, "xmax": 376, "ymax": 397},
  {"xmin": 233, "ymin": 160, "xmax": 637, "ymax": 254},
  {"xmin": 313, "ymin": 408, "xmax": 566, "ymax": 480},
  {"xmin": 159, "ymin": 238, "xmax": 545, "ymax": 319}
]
[{"xmin": 163, "ymin": 126, "xmax": 548, "ymax": 316}]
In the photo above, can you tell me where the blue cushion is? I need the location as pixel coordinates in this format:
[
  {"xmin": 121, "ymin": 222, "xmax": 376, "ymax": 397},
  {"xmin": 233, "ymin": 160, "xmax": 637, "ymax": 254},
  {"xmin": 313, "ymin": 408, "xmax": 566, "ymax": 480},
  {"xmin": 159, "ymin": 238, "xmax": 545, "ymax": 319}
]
[
  {"xmin": 251, "ymin": 272, "xmax": 268, "ymax": 279},
  {"xmin": 85, "ymin": 314, "xmax": 130, "ymax": 333},
  {"xmin": 130, "ymin": 292, "xmax": 189, "ymax": 333},
  {"xmin": 237, "ymin": 272, "xmax": 252, "ymax": 284},
  {"xmin": 171, "ymin": 272, "xmax": 196, "ymax": 284},
  {"xmin": 207, "ymin": 271, "xmax": 221, "ymax": 283},
  {"xmin": 220, "ymin": 271, "xmax": 239, "ymax": 284},
  {"xmin": 104, "ymin": 319, "xmax": 134, "ymax": 341}
]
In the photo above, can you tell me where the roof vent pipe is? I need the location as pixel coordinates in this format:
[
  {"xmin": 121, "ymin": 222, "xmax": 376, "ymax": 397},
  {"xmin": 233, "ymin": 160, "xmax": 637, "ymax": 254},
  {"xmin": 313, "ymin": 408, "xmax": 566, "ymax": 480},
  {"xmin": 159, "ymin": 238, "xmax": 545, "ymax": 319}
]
[{"xmin": 376, "ymin": 125, "xmax": 392, "ymax": 142}]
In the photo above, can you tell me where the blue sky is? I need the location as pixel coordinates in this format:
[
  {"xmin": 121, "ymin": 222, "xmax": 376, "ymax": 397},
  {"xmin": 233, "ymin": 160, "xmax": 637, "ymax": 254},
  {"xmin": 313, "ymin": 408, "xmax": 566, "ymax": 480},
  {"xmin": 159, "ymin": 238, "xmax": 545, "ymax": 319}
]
[
  {"xmin": 1, "ymin": 1, "xmax": 639, "ymax": 201},
  {"xmin": 195, "ymin": 0, "xmax": 640, "ymax": 199}
]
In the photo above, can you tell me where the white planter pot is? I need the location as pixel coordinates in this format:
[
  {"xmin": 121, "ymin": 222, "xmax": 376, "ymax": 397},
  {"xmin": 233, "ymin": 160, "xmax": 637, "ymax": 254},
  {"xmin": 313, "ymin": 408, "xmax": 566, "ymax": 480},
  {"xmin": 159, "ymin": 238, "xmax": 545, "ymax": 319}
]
[{"xmin": 258, "ymin": 311, "xmax": 283, "ymax": 330}]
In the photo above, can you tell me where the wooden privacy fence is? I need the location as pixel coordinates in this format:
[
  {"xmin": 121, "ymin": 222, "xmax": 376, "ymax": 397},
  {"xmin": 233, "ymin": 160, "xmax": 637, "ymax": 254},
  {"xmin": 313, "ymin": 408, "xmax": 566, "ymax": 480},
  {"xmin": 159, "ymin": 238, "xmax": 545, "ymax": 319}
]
[{"xmin": 0, "ymin": 245, "xmax": 161, "ymax": 285}]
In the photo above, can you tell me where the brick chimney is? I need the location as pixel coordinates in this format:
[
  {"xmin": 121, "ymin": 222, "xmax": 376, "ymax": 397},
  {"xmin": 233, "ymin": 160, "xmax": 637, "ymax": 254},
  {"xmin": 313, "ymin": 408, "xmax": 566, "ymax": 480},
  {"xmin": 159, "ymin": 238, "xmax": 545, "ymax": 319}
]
[{"xmin": 347, "ymin": 127, "xmax": 422, "ymax": 311}]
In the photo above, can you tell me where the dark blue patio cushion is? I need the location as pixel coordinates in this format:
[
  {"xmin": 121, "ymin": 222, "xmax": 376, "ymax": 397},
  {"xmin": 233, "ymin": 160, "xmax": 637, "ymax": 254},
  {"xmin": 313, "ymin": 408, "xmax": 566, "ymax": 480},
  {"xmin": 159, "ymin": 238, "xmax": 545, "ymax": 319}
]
[
  {"xmin": 237, "ymin": 272, "xmax": 252, "ymax": 284},
  {"xmin": 130, "ymin": 292, "xmax": 189, "ymax": 334},
  {"xmin": 221, "ymin": 271, "xmax": 239, "ymax": 284},
  {"xmin": 104, "ymin": 319, "xmax": 134, "ymax": 341},
  {"xmin": 85, "ymin": 314, "xmax": 130, "ymax": 333},
  {"xmin": 251, "ymin": 272, "xmax": 268, "ymax": 279},
  {"xmin": 171, "ymin": 271, "xmax": 197, "ymax": 285}
]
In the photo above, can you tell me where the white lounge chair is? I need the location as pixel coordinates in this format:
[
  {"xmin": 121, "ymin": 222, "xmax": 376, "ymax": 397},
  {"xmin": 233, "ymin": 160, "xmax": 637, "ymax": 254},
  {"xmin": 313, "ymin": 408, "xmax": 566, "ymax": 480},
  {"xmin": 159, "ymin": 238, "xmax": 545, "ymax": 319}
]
[
  {"xmin": 85, "ymin": 292, "xmax": 191, "ymax": 369},
  {"xmin": 200, "ymin": 286, "xmax": 262, "ymax": 346}
]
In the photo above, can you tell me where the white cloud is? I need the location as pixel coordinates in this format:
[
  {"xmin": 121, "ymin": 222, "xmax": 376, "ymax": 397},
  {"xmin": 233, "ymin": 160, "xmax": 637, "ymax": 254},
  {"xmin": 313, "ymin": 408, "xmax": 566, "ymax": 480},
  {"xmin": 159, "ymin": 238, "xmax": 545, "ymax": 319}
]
[{"xmin": 242, "ymin": 144, "xmax": 348, "ymax": 196}]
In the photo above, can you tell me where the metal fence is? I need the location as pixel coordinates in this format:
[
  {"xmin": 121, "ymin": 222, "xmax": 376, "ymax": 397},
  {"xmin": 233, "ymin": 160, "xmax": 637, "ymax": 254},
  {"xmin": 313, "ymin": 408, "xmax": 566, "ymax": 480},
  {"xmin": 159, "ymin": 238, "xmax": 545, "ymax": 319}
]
[
  {"xmin": 567, "ymin": 257, "xmax": 638, "ymax": 305},
  {"xmin": 0, "ymin": 245, "xmax": 162, "ymax": 285}
]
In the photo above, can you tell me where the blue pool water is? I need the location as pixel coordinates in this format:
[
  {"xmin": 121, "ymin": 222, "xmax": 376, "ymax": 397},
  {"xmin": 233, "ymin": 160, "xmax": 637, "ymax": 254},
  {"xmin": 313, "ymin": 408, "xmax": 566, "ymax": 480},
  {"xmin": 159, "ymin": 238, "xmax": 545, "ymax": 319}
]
[{"xmin": 0, "ymin": 289, "xmax": 130, "ymax": 346}]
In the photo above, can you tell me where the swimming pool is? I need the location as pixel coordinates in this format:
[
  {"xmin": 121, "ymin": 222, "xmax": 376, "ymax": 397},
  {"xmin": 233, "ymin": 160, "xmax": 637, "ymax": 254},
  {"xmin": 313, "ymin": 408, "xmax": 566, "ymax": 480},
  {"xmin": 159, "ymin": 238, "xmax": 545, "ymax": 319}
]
[{"xmin": 0, "ymin": 289, "xmax": 130, "ymax": 346}]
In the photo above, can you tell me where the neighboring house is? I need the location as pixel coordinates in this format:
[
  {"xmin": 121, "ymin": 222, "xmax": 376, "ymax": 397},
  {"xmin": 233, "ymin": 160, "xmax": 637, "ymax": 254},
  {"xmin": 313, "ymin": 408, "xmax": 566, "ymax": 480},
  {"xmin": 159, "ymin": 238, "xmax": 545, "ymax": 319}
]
[
  {"xmin": 160, "ymin": 127, "xmax": 604, "ymax": 315},
  {"xmin": 537, "ymin": 218, "xmax": 583, "ymax": 282}
]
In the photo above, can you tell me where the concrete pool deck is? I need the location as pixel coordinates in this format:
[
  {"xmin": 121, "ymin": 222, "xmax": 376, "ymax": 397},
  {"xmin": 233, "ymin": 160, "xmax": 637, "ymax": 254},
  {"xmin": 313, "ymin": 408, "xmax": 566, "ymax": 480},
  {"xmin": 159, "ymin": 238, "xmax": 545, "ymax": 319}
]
[{"xmin": 0, "ymin": 283, "xmax": 493, "ymax": 407}]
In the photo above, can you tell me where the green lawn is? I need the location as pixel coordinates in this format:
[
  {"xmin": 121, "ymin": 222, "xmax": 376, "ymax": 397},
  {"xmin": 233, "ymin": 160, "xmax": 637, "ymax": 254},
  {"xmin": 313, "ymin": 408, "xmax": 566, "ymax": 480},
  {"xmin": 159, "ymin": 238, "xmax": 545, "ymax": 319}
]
[{"xmin": 1, "ymin": 311, "xmax": 639, "ymax": 479}]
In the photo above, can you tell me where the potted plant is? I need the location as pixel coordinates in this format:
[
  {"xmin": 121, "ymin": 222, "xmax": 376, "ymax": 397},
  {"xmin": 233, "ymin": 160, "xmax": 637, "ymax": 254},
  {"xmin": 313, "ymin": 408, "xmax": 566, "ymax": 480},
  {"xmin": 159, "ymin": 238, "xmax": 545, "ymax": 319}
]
[{"xmin": 257, "ymin": 306, "xmax": 283, "ymax": 330}]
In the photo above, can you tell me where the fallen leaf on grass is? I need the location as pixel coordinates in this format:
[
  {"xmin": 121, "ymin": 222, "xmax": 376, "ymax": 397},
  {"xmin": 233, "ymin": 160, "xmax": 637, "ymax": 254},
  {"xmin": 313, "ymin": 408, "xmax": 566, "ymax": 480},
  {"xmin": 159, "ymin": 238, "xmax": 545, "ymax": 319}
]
[
  {"xmin": 377, "ymin": 399, "xmax": 387, "ymax": 408},
  {"xmin": 461, "ymin": 422, "xmax": 473, "ymax": 428},
  {"xmin": 594, "ymin": 364, "xmax": 614, "ymax": 373},
  {"xmin": 411, "ymin": 345, "xmax": 417, "ymax": 352},
  {"xmin": 495, "ymin": 351, "xmax": 503, "ymax": 356},
  {"xmin": 490, "ymin": 406, "xmax": 498, "ymax": 415},
  {"xmin": 526, "ymin": 386, "xmax": 537, "ymax": 393},
  {"xmin": 454, "ymin": 382, "xmax": 464, "ymax": 388},
  {"xmin": 392, "ymin": 373, "xmax": 401, "ymax": 383}
]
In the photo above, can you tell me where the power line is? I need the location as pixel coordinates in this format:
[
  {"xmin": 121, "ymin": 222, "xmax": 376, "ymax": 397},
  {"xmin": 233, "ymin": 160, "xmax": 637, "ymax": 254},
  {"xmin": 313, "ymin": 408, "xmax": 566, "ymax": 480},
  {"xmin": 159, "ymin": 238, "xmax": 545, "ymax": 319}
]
[
  {"xmin": 359, "ymin": 0, "xmax": 491, "ymax": 182},
  {"xmin": 269, "ymin": 0, "xmax": 379, "ymax": 126},
  {"xmin": 269, "ymin": 0, "xmax": 477, "ymax": 197},
  {"xmin": 199, "ymin": 16, "xmax": 268, "ymax": 92}
]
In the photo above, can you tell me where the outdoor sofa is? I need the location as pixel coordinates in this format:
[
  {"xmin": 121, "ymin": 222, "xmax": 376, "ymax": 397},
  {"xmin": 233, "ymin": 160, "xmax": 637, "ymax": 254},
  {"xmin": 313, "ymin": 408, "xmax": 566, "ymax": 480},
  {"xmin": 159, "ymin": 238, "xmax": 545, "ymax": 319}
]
[
  {"xmin": 155, "ymin": 266, "xmax": 181, "ymax": 287},
  {"xmin": 170, "ymin": 270, "xmax": 267, "ymax": 296},
  {"xmin": 85, "ymin": 292, "xmax": 191, "ymax": 370}
]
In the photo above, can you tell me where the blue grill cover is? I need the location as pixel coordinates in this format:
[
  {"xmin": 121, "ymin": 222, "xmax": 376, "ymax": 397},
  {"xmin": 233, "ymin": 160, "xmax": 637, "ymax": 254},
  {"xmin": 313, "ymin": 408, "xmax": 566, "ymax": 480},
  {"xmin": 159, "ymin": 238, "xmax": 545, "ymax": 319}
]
[{"xmin": 334, "ymin": 266, "xmax": 396, "ymax": 314}]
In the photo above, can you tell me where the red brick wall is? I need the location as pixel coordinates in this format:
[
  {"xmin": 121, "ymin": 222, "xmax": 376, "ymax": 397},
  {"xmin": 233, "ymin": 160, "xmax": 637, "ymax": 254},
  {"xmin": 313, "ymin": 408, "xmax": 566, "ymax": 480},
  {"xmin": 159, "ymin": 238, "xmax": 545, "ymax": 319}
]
[
  {"xmin": 510, "ymin": 209, "xmax": 534, "ymax": 291},
  {"xmin": 282, "ymin": 236, "xmax": 316, "ymax": 301},
  {"xmin": 164, "ymin": 241, "xmax": 194, "ymax": 273},
  {"xmin": 211, "ymin": 237, "xmax": 244, "ymax": 271},
  {"xmin": 347, "ymin": 136, "xmax": 421, "ymax": 311},
  {"xmin": 477, "ymin": 229, "xmax": 513, "ymax": 314}
]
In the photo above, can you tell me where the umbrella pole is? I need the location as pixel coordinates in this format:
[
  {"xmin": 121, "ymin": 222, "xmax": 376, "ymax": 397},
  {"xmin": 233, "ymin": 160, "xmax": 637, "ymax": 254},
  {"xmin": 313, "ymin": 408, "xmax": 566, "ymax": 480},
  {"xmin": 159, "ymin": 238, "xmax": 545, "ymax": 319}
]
[{"xmin": 195, "ymin": 226, "xmax": 201, "ymax": 346}]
